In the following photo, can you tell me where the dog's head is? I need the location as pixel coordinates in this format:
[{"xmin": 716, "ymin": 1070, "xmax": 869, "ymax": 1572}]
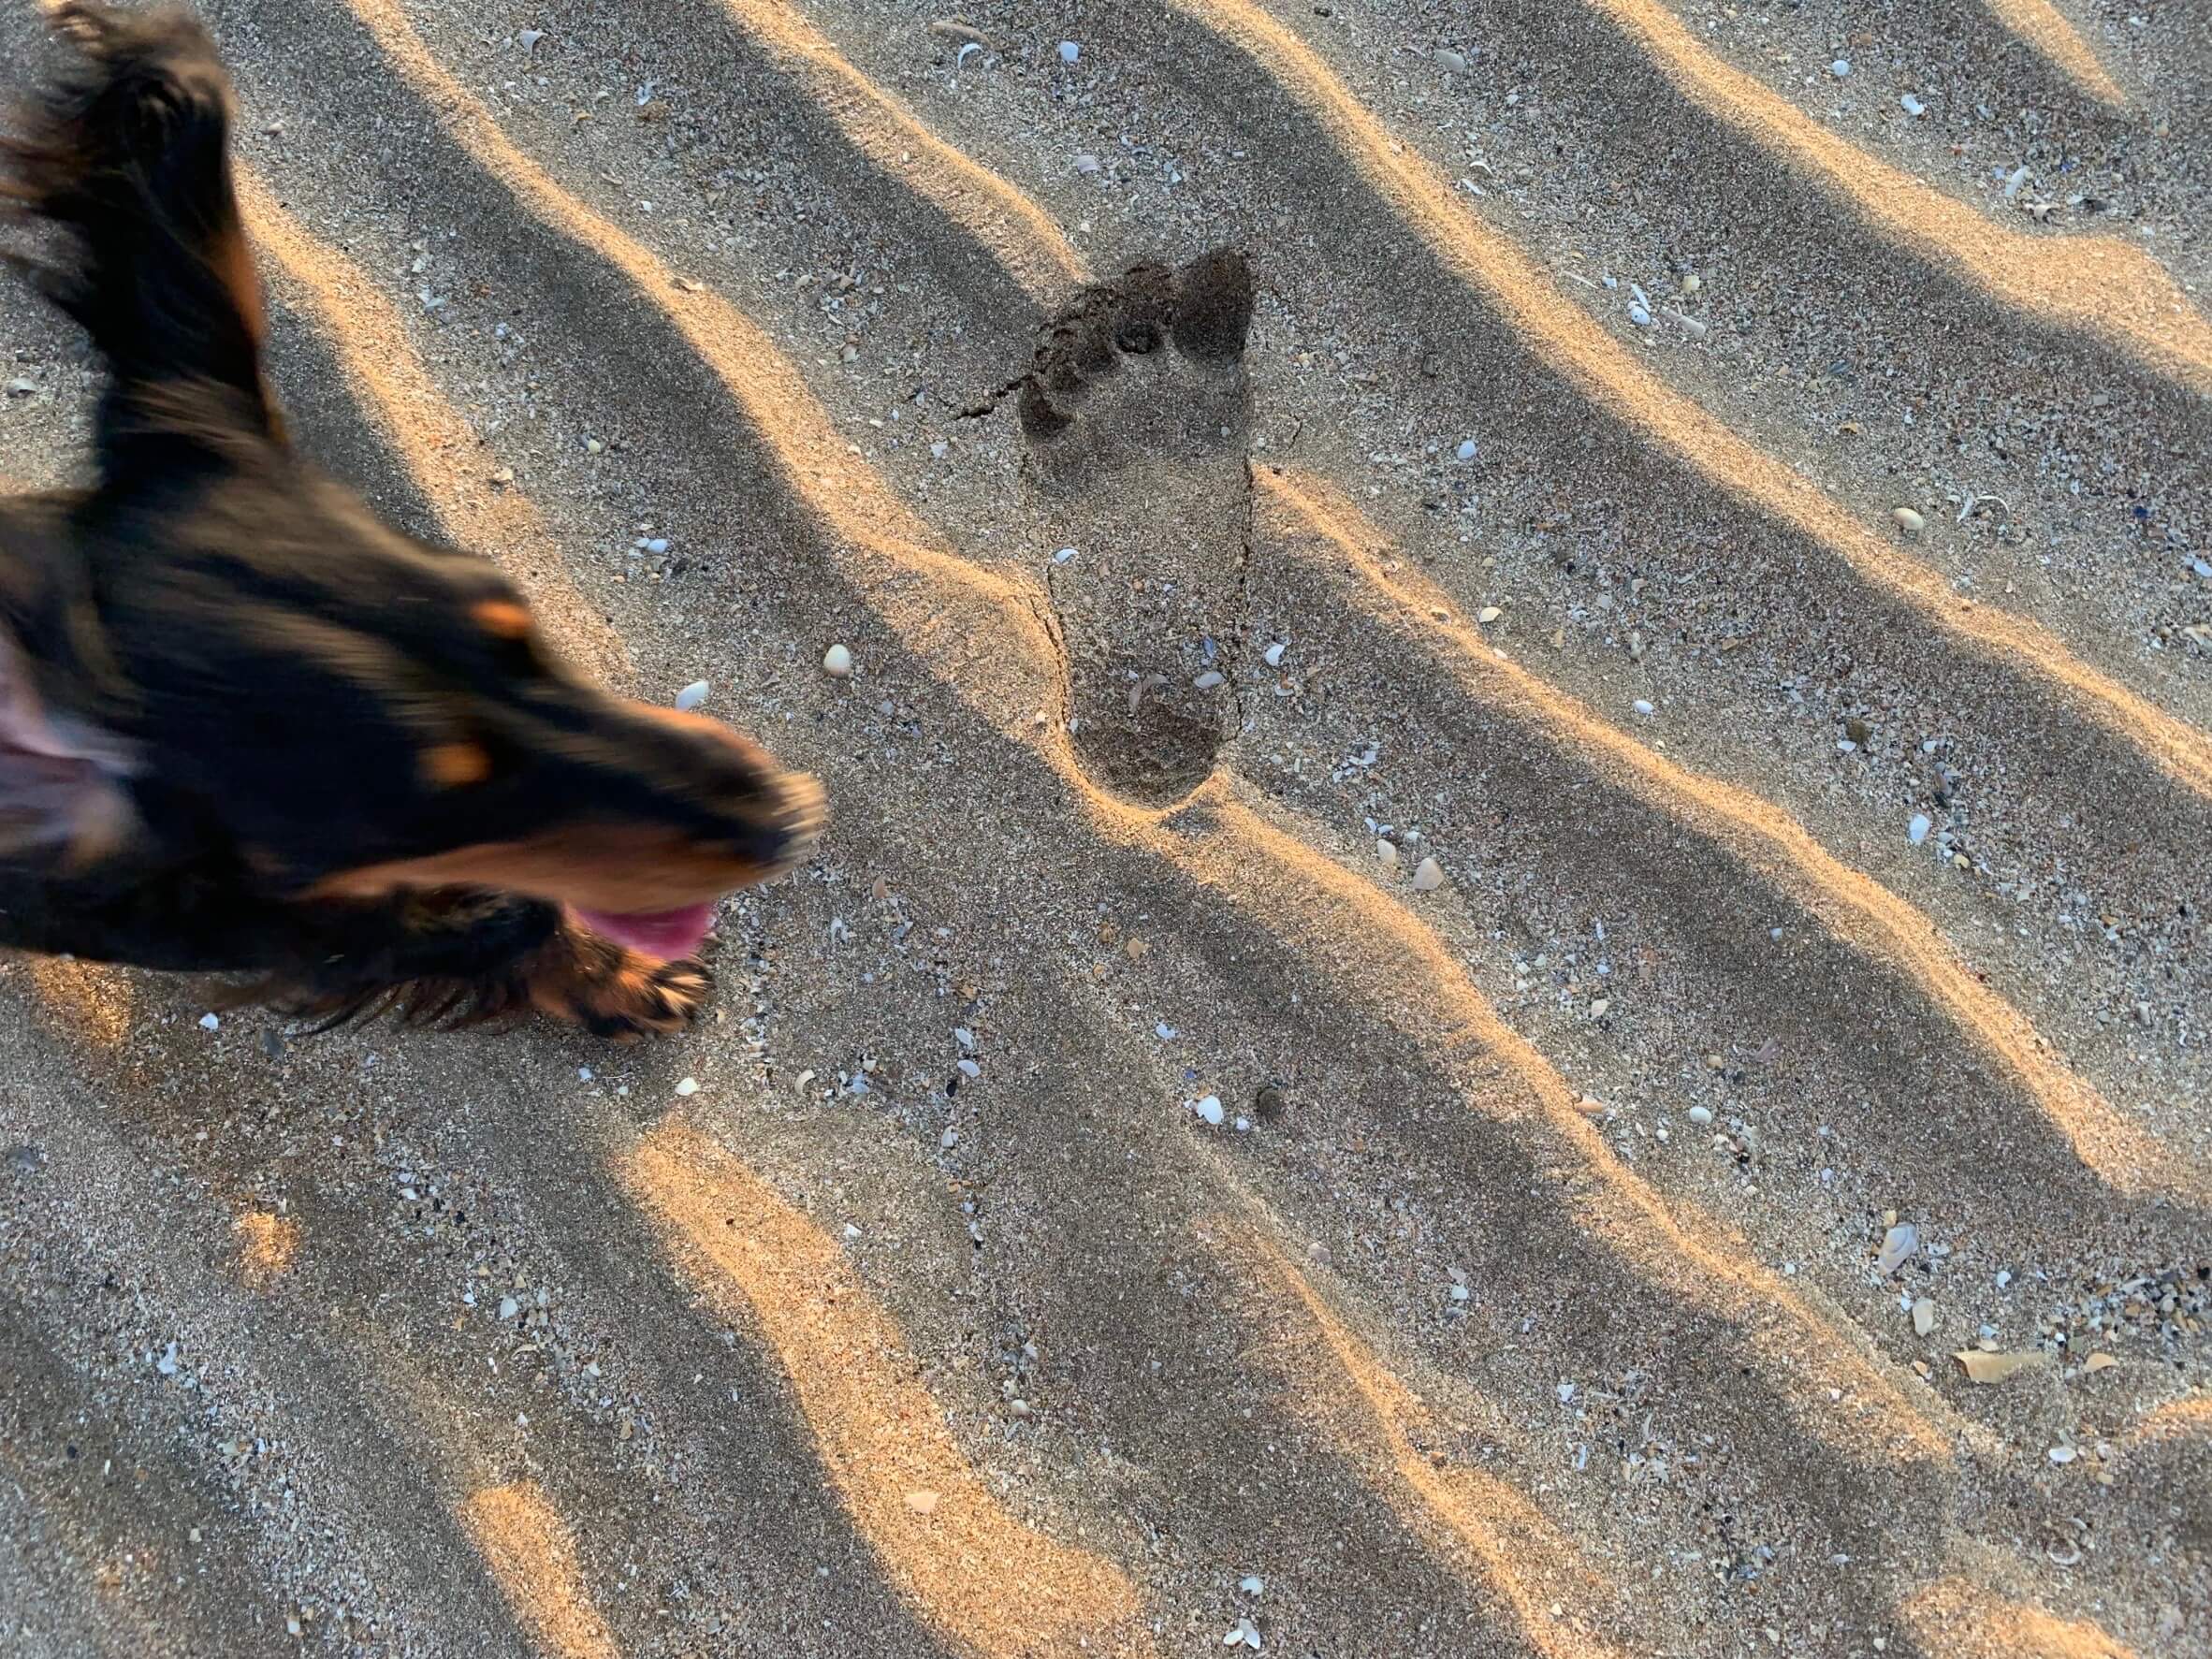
[{"xmin": 0, "ymin": 476, "xmax": 822, "ymax": 959}]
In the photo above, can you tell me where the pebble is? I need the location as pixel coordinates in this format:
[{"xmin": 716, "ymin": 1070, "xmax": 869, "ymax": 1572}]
[
  {"xmin": 674, "ymin": 679, "xmax": 710, "ymax": 711},
  {"xmin": 1830, "ymin": 59, "xmax": 1851, "ymax": 78},
  {"xmin": 822, "ymin": 643, "xmax": 854, "ymax": 677},
  {"xmin": 1909, "ymin": 813, "xmax": 1931, "ymax": 845},
  {"xmin": 1876, "ymin": 1223, "xmax": 1918, "ymax": 1274},
  {"xmin": 1073, "ymin": 153, "xmax": 1101, "ymax": 175},
  {"xmin": 1195, "ymin": 1095, "xmax": 1225, "ymax": 1126},
  {"xmin": 1053, "ymin": 546, "xmax": 1078, "ymax": 563},
  {"xmin": 1456, "ymin": 438, "xmax": 1477, "ymax": 461},
  {"xmin": 676, "ymin": 1077, "xmax": 701, "ymax": 1097},
  {"xmin": 1433, "ymin": 48, "xmax": 1468, "ymax": 73},
  {"xmin": 1628, "ymin": 304, "xmax": 1652, "ymax": 327},
  {"xmin": 1376, "ymin": 839, "xmax": 1400, "ymax": 868},
  {"xmin": 1412, "ymin": 856, "xmax": 1445, "ymax": 891},
  {"xmin": 2190, "ymin": 559, "xmax": 2212, "ymax": 580},
  {"xmin": 2047, "ymin": 1445, "xmax": 2076, "ymax": 1465},
  {"xmin": 1682, "ymin": 273, "xmax": 1701, "ymax": 294},
  {"xmin": 1893, "ymin": 506, "xmax": 1925, "ymax": 534},
  {"xmin": 1240, "ymin": 1576, "xmax": 1265, "ymax": 1595},
  {"xmin": 499, "ymin": 1296, "xmax": 519, "ymax": 1320},
  {"xmin": 1194, "ymin": 671, "xmax": 1226, "ymax": 689},
  {"xmin": 1477, "ymin": 605, "xmax": 1503, "ymax": 623},
  {"xmin": 1057, "ymin": 40, "xmax": 1080, "ymax": 63},
  {"xmin": 906, "ymin": 1489, "xmax": 941, "ymax": 1514},
  {"xmin": 1590, "ymin": 997, "xmax": 1610, "ymax": 1016},
  {"xmin": 199, "ymin": 1012, "xmax": 221, "ymax": 1030},
  {"xmin": 5, "ymin": 378, "xmax": 36, "ymax": 396},
  {"xmin": 1912, "ymin": 1297, "xmax": 1935, "ymax": 1336},
  {"xmin": 956, "ymin": 1059, "xmax": 981, "ymax": 1079},
  {"xmin": 1899, "ymin": 94, "xmax": 1925, "ymax": 117},
  {"xmin": 2084, "ymin": 1352, "xmax": 2117, "ymax": 1373},
  {"xmin": 1687, "ymin": 1105, "xmax": 1713, "ymax": 1126},
  {"xmin": 1633, "ymin": 699, "xmax": 1655, "ymax": 717}
]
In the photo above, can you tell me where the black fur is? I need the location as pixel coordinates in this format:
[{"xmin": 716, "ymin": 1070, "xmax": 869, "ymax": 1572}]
[{"xmin": 0, "ymin": 5, "xmax": 819, "ymax": 1039}]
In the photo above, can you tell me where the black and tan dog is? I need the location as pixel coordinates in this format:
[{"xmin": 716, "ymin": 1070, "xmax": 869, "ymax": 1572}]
[{"xmin": 0, "ymin": 3, "xmax": 822, "ymax": 1036}]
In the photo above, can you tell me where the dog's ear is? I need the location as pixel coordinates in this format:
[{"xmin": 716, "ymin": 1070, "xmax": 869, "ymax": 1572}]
[{"xmin": 0, "ymin": 620, "xmax": 137, "ymax": 868}]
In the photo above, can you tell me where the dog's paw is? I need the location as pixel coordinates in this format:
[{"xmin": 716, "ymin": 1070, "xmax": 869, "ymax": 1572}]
[{"xmin": 529, "ymin": 925, "xmax": 711, "ymax": 1041}]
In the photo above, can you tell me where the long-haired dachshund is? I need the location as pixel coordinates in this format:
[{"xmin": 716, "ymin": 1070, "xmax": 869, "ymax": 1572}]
[{"xmin": 0, "ymin": 3, "xmax": 822, "ymax": 1037}]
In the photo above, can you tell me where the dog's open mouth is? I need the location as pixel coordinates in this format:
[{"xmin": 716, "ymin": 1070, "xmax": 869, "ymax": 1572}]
[{"xmin": 570, "ymin": 901, "xmax": 720, "ymax": 961}]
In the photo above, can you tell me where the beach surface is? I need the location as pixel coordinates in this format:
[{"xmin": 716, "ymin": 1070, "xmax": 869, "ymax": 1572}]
[{"xmin": 1, "ymin": 2, "xmax": 2206, "ymax": 1654}]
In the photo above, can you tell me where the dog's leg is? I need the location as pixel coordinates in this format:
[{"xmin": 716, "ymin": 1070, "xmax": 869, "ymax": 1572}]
[
  {"xmin": 259, "ymin": 893, "xmax": 712, "ymax": 1040},
  {"xmin": 2, "ymin": 2, "xmax": 283, "ymax": 458}
]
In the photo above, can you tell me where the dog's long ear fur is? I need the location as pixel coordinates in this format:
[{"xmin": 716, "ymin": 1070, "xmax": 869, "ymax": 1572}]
[
  {"xmin": 0, "ymin": 616, "xmax": 137, "ymax": 868},
  {"xmin": 1, "ymin": 1, "xmax": 279, "ymax": 465}
]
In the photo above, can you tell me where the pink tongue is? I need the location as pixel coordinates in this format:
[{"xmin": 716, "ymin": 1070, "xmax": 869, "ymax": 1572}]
[{"xmin": 572, "ymin": 901, "xmax": 719, "ymax": 960}]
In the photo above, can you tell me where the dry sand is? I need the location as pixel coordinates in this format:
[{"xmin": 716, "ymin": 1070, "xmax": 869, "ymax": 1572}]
[{"xmin": 2, "ymin": 1, "xmax": 2207, "ymax": 1654}]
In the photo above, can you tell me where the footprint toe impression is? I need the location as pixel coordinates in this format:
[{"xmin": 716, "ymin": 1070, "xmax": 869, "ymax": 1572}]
[{"xmin": 1021, "ymin": 250, "xmax": 1256, "ymax": 808}]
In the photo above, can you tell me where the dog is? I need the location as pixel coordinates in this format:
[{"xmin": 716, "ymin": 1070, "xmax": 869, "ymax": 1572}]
[{"xmin": 0, "ymin": 3, "xmax": 822, "ymax": 1037}]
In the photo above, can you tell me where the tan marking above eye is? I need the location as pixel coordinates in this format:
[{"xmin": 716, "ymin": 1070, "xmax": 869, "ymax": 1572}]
[
  {"xmin": 471, "ymin": 600, "xmax": 533, "ymax": 640},
  {"xmin": 421, "ymin": 741, "xmax": 492, "ymax": 787}
]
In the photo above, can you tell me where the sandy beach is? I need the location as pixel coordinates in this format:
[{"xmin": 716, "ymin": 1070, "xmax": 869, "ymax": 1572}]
[{"xmin": 1, "ymin": 1, "xmax": 2206, "ymax": 1653}]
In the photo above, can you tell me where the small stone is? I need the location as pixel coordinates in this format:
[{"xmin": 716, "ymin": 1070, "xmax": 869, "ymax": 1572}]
[
  {"xmin": 1455, "ymin": 439, "xmax": 1477, "ymax": 461},
  {"xmin": 1633, "ymin": 699, "xmax": 1655, "ymax": 716},
  {"xmin": 1433, "ymin": 48, "xmax": 1468, "ymax": 73},
  {"xmin": 1073, "ymin": 153, "xmax": 1101, "ymax": 174},
  {"xmin": 2047, "ymin": 1445, "xmax": 2076, "ymax": 1465},
  {"xmin": 2084, "ymin": 1352, "xmax": 2117, "ymax": 1373},
  {"xmin": 674, "ymin": 679, "xmax": 710, "ymax": 711},
  {"xmin": 1912, "ymin": 1297, "xmax": 1935, "ymax": 1336},
  {"xmin": 1057, "ymin": 40, "xmax": 1079, "ymax": 63},
  {"xmin": 1194, "ymin": 670, "xmax": 1226, "ymax": 689},
  {"xmin": 1195, "ymin": 1095, "xmax": 1225, "ymax": 1127},
  {"xmin": 1240, "ymin": 1575, "xmax": 1265, "ymax": 1595},
  {"xmin": 822, "ymin": 643, "xmax": 854, "ymax": 677},
  {"xmin": 1590, "ymin": 997, "xmax": 1610, "ymax": 1016},
  {"xmin": 1876, "ymin": 1223, "xmax": 1918, "ymax": 1274},
  {"xmin": 1686, "ymin": 1105, "xmax": 1713, "ymax": 1126},
  {"xmin": 956, "ymin": 1058, "xmax": 981, "ymax": 1079},
  {"xmin": 1830, "ymin": 58, "xmax": 1851, "ymax": 78},
  {"xmin": 1053, "ymin": 546, "xmax": 1077, "ymax": 563},
  {"xmin": 1412, "ymin": 856, "xmax": 1445, "ymax": 892},
  {"xmin": 1893, "ymin": 506, "xmax": 1926, "ymax": 534},
  {"xmin": 1899, "ymin": 94, "xmax": 1925, "ymax": 117},
  {"xmin": 1909, "ymin": 813, "xmax": 1931, "ymax": 845},
  {"xmin": 1477, "ymin": 605, "xmax": 1503, "ymax": 623},
  {"xmin": 198, "ymin": 1012, "xmax": 221, "ymax": 1030},
  {"xmin": 906, "ymin": 1489, "xmax": 941, "ymax": 1514},
  {"xmin": 1376, "ymin": 839, "xmax": 1400, "ymax": 868},
  {"xmin": 4, "ymin": 378, "xmax": 36, "ymax": 397},
  {"xmin": 1682, "ymin": 273, "xmax": 1701, "ymax": 294},
  {"xmin": 675, "ymin": 1076, "xmax": 701, "ymax": 1097},
  {"xmin": 1628, "ymin": 303, "xmax": 1652, "ymax": 327}
]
